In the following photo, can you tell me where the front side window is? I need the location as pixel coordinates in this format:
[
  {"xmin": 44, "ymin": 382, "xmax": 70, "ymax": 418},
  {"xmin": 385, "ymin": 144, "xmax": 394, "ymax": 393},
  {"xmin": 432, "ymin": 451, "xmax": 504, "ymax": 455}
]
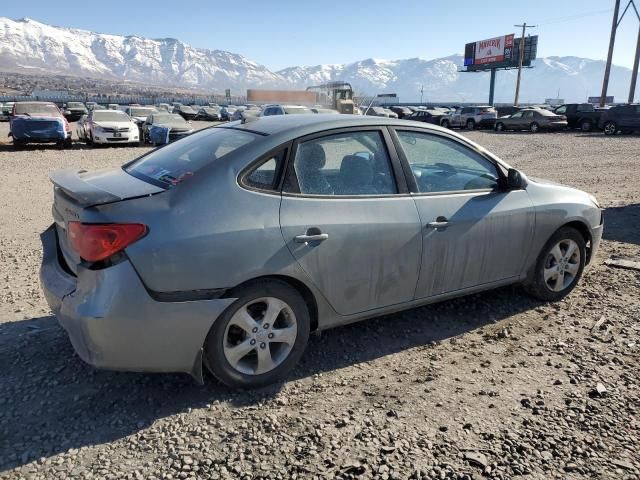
[
  {"xmin": 555, "ymin": 106, "xmax": 567, "ymax": 114},
  {"xmin": 289, "ymin": 130, "xmax": 397, "ymax": 196},
  {"xmin": 396, "ymin": 131, "xmax": 499, "ymax": 193},
  {"xmin": 511, "ymin": 112, "xmax": 523, "ymax": 119}
]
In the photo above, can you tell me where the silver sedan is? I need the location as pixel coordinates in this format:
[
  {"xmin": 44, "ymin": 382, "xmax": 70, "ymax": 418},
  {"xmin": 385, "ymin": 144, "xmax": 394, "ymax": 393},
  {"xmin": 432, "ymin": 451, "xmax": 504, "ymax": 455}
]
[{"xmin": 40, "ymin": 115, "xmax": 603, "ymax": 388}]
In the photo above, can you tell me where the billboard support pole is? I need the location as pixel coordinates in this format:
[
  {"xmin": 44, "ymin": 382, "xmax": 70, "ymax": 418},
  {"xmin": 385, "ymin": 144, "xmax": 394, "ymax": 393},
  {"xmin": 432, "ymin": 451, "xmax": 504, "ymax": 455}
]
[
  {"xmin": 489, "ymin": 68, "xmax": 496, "ymax": 106},
  {"xmin": 629, "ymin": 14, "xmax": 640, "ymax": 103}
]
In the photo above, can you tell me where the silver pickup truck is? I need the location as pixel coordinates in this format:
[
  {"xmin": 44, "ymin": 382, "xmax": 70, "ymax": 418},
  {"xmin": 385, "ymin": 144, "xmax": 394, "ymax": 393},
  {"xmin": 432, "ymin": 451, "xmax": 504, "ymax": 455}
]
[{"xmin": 440, "ymin": 106, "xmax": 498, "ymax": 130}]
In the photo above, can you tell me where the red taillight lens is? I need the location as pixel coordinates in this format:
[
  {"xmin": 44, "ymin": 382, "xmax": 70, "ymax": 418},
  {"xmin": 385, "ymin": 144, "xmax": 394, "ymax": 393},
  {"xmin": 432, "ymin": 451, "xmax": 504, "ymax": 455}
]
[{"xmin": 68, "ymin": 222, "xmax": 147, "ymax": 262}]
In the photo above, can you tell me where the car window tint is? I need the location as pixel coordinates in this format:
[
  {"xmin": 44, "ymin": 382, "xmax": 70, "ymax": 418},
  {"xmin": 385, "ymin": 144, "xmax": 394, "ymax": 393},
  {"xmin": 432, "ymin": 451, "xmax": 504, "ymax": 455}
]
[
  {"xmin": 244, "ymin": 152, "xmax": 284, "ymax": 191},
  {"xmin": 555, "ymin": 106, "xmax": 567, "ymax": 114},
  {"xmin": 291, "ymin": 131, "xmax": 397, "ymax": 196},
  {"xmin": 397, "ymin": 131, "xmax": 499, "ymax": 193}
]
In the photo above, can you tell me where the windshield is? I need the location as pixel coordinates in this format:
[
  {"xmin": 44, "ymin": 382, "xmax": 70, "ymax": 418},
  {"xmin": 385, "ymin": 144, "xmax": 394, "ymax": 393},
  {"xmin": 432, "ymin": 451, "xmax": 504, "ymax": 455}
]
[
  {"xmin": 153, "ymin": 114, "xmax": 187, "ymax": 125},
  {"xmin": 67, "ymin": 102, "xmax": 85, "ymax": 109},
  {"xmin": 93, "ymin": 111, "xmax": 131, "ymax": 122},
  {"xmin": 126, "ymin": 128, "xmax": 258, "ymax": 187},
  {"xmin": 130, "ymin": 108, "xmax": 155, "ymax": 117},
  {"xmin": 14, "ymin": 103, "xmax": 60, "ymax": 116}
]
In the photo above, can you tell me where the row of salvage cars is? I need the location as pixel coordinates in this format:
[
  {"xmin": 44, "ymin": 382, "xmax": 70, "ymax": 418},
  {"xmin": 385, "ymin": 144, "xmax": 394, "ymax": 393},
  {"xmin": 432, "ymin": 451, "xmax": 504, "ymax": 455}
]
[{"xmin": 6, "ymin": 101, "xmax": 195, "ymax": 148}]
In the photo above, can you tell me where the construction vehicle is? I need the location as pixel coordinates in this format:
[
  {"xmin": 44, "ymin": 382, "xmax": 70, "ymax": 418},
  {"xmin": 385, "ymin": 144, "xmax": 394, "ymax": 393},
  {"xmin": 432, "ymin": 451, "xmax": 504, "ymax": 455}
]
[{"xmin": 306, "ymin": 82, "xmax": 355, "ymax": 114}]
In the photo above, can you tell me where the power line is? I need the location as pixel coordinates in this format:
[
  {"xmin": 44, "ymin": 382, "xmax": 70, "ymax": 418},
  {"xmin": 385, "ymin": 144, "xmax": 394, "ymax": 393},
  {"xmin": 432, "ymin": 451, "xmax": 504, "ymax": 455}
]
[{"xmin": 536, "ymin": 8, "xmax": 613, "ymax": 27}]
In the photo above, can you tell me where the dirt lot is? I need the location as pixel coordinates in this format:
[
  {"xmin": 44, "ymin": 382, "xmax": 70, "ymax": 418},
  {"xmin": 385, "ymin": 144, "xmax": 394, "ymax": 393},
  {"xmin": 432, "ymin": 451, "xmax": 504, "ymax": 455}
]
[{"xmin": 0, "ymin": 123, "xmax": 639, "ymax": 480}]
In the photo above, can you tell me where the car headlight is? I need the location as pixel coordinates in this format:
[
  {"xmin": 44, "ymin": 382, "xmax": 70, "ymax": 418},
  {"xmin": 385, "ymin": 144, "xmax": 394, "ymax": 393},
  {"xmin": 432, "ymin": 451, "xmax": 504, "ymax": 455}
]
[
  {"xmin": 93, "ymin": 125, "xmax": 103, "ymax": 133},
  {"xmin": 588, "ymin": 194, "xmax": 601, "ymax": 208}
]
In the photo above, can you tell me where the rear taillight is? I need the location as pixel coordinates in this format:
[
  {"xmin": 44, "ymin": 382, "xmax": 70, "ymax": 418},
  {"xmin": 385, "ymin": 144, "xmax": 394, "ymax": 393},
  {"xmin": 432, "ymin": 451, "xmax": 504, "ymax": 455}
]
[{"xmin": 68, "ymin": 222, "xmax": 147, "ymax": 262}]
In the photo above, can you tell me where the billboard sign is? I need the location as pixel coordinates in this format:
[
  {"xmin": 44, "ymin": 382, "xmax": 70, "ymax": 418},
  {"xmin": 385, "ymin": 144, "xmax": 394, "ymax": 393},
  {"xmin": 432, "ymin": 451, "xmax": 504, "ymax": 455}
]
[
  {"xmin": 465, "ymin": 34, "xmax": 514, "ymax": 66},
  {"xmin": 464, "ymin": 35, "xmax": 538, "ymax": 71},
  {"xmin": 588, "ymin": 96, "xmax": 614, "ymax": 104}
]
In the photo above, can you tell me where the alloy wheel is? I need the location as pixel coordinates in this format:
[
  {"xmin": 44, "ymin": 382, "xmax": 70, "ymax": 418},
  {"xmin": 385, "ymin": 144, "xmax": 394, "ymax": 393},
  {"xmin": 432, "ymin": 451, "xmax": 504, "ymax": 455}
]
[
  {"xmin": 223, "ymin": 297, "xmax": 297, "ymax": 375},
  {"xmin": 543, "ymin": 239, "xmax": 581, "ymax": 292}
]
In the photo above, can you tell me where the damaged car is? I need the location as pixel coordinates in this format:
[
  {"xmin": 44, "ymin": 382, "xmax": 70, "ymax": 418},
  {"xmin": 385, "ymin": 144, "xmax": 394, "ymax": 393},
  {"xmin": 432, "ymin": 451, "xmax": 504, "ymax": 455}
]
[
  {"xmin": 10, "ymin": 101, "xmax": 72, "ymax": 148},
  {"xmin": 40, "ymin": 115, "xmax": 603, "ymax": 388}
]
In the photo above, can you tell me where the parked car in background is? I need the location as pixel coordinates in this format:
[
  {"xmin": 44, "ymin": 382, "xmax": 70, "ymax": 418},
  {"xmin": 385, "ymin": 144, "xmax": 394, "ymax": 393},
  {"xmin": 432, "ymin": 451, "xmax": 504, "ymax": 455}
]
[
  {"xmin": 155, "ymin": 103, "xmax": 171, "ymax": 112},
  {"xmin": 63, "ymin": 102, "xmax": 88, "ymax": 122},
  {"xmin": 40, "ymin": 115, "xmax": 603, "ymax": 388},
  {"xmin": 406, "ymin": 109, "xmax": 447, "ymax": 125},
  {"xmin": 260, "ymin": 104, "xmax": 313, "ymax": 116},
  {"xmin": 496, "ymin": 106, "xmax": 522, "ymax": 118},
  {"xmin": 553, "ymin": 104, "xmax": 604, "ymax": 132},
  {"xmin": 174, "ymin": 105, "xmax": 198, "ymax": 120},
  {"xmin": 10, "ymin": 101, "xmax": 72, "ymax": 148},
  {"xmin": 388, "ymin": 106, "xmax": 413, "ymax": 119},
  {"xmin": 195, "ymin": 106, "xmax": 222, "ymax": 121},
  {"xmin": 441, "ymin": 106, "xmax": 497, "ymax": 129},
  {"xmin": 231, "ymin": 106, "xmax": 261, "ymax": 121},
  {"xmin": 495, "ymin": 109, "xmax": 568, "ymax": 133},
  {"xmin": 220, "ymin": 106, "xmax": 237, "ymax": 121},
  {"xmin": 124, "ymin": 106, "xmax": 157, "ymax": 129},
  {"xmin": 107, "ymin": 104, "xmax": 119, "ymax": 110},
  {"xmin": 363, "ymin": 106, "xmax": 392, "ymax": 117},
  {"xmin": 141, "ymin": 112, "xmax": 194, "ymax": 144},
  {"xmin": 76, "ymin": 109, "xmax": 139, "ymax": 145},
  {"xmin": 598, "ymin": 104, "xmax": 640, "ymax": 135},
  {"xmin": 2, "ymin": 101, "xmax": 15, "ymax": 119},
  {"xmin": 383, "ymin": 108, "xmax": 399, "ymax": 119},
  {"xmin": 311, "ymin": 107, "xmax": 340, "ymax": 114}
]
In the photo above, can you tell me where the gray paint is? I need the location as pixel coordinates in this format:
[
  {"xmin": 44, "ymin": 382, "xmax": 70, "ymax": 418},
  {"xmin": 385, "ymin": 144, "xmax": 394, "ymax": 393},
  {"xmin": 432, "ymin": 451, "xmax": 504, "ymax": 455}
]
[{"xmin": 39, "ymin": 115, "xmax": 604, "ymax": 379}]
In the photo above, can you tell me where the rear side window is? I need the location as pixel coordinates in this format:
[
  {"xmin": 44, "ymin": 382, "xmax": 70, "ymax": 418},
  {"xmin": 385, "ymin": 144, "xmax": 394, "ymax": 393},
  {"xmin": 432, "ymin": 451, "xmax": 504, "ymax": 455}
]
[
  {"xmin": 126, "ymin": 128, "xmax": 257, "ymax": 188},
  {"xmin": 243, "ymin": 150, "xmax": 286, "ymax": 191}
]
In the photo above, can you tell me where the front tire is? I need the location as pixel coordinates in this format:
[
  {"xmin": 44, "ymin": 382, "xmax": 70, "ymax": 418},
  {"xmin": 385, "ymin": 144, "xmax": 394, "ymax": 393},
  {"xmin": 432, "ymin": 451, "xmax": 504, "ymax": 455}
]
[
  {"xmin": 495, "ymin": 122, "xmax": 505, "ymax": 132},
  {"xmin": 204, "ymin": 280, "xmax": 310, "ymax": 388},
  {"xmin": 529, "ymin": 122, "xmax": 540, "ymax": 133},
  {"xmin": 603, "ymin": 121, "xmax": 617, "ymax": 135},
  {"xmin": 441, "ymin": 119, "xmax": 450, "ymax": 129},
  {"xmin": 466, "ymin": 119, "xmax": 476, "ymax": 130},
  {"xmin": 580, "ymin": 119, "xmax": 593, "ymax": 132},
  {"xmin": 525, "ymin": 227, "xmax": 586, "ymax": 302}
]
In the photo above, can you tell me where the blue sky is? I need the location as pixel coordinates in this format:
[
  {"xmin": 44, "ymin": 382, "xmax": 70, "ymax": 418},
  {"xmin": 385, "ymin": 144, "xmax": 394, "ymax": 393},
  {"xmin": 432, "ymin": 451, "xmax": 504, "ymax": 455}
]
[{"xmin": 4, "ymin": 0, "xmax": 639, "ymax": 70}]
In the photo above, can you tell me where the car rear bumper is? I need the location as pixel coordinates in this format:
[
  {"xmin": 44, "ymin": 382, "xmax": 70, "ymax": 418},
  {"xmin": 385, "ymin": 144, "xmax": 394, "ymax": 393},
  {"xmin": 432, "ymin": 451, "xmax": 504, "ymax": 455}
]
[{"xmin": 39, "ymin": 225, "xmax": 234, "ymax": 382}]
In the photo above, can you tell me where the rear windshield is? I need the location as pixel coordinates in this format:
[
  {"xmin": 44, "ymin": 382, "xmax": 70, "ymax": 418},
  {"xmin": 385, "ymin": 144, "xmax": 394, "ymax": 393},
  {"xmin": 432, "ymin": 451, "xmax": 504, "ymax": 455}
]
[
  {"xmin": 14, "ymin": 103, "xmax": 60, "ymax": 115},
  {"xmin": 284, "ymin": 107, "xmax": 313, "ymax": 114},
  {"xmin": 153, "ymin": 113, "xmax": 186, "ymax": 124},
  {"xmin": 479, "ymin": 107, "xmax": 496, "ymax": 113},
  {"xmin": 125, "ymin": 127, "xmax": 257, "ymax": 187},
  {"xmin": 93, "ymin": 111, "xmax": 130, "ymax": 122}
]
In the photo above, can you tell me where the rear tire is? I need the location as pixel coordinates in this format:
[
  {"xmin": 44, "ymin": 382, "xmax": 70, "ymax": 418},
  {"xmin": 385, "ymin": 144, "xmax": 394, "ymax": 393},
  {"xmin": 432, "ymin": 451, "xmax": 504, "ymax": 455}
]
[
  {"xmin": 495, "ymin": 122, "xmax": 505, "ymax": 132},
  {"xmin": 441, "ymin": 119, "xmax": 450, "ymax": 129},
  {"xmin": 466, "ymin": 119, "xmax": 476, "ymax": 130},
  {"xmin": 204, "ymin": 280, "xmax": 310, "ymax": 388},
  {"xmin": 524, "ymin": 227, "xmax": 586, "ymax": 302},
  {"xmin": 580, "ymin": 119, "xmax": 593, "ymax": 132}
]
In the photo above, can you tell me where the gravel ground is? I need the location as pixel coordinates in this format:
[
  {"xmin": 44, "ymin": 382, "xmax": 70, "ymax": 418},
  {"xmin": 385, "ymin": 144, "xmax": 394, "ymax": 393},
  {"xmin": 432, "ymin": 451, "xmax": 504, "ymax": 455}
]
[{"xmin": 0, "ymin": 123, "xmax": 639, "ymax": 480}]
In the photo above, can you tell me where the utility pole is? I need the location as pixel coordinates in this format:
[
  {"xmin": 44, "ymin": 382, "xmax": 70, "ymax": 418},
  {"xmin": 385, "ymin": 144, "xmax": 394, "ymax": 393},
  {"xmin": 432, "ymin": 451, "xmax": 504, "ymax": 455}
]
[
  {"xmin": 514, "ymin": 23, "xmax": 536, "ymax": 105},
  {"xmin": 631, "ymin": 26, "xmax": 640, "ymax": 102},
  {"xmin": 602, "ymin": 0, "xmax": 622, "ymax": 106},
  {"xmin": 420, "ymin": 84, "xmax": 424, "ymax": 104}
]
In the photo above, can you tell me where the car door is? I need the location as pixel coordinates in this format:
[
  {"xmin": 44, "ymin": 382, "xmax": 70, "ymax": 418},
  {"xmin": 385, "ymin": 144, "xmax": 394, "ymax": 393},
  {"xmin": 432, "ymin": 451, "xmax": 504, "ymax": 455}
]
[
  {"xmin": 391, "ymin": 128, "xmax": 535, "ymax": 298},
  {"xmin": 279, "ymin": 127, "xmax": 422, "ymax": 316},
  {"xmin": 505, "ymin": 111, "xmax": 523, "ymax": 129}
]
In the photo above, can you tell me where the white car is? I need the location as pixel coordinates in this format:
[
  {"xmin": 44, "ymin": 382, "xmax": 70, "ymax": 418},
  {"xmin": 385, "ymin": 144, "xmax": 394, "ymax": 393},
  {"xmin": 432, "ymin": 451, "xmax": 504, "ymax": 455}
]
[
  {"xmin": 124, "ymin": 106, "xmax": 157, "ymax": 125},
  {"xmin": 76, "ymin": 109, "xmax": 140, "ymax": 145}
]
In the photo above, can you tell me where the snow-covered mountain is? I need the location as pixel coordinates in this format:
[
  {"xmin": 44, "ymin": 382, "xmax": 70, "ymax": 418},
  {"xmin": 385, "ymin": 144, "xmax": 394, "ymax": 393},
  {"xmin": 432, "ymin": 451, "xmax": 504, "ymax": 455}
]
[
  {"xmin": 0, "ymin": 17, "xmax": 284, "ymax": 91},
  {"xmin": 0, "ymin": 17, "xmax": 634, "ymax": 103}
]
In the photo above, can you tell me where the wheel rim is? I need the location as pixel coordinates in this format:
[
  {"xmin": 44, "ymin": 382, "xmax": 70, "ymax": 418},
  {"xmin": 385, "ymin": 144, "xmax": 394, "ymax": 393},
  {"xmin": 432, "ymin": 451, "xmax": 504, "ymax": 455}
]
[
  {"xmin": 543, "ymin": 239, "xmax": 580, "ymax": 292},
  {"xmin": 581, "ymin": 121, "xmax": 591, "ymax": 131},
  {"xmin": 531, "ymin": 123, "xmax": 539, "ymax": 132},
  {"xmin": 467, "ymin": 121, "xmax": 474, "ymax": 129},
  {"xmin": 604, "ymin": 123, "xmax": 616, "ymax": 134},
  {"xmin": 223, "ymin": 297, "xmax": 297, "ymax": 375},
  {"xmin": 497, "ymin": 123, "xmax": 504, "ymax": 131}
]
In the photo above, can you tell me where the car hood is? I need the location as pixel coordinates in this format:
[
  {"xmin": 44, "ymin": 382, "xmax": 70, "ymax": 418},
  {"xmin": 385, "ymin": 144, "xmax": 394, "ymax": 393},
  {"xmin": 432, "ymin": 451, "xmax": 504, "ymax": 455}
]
[{"xmin": 94, "ymin": 121, "xmax": 134, "ymax": 129}]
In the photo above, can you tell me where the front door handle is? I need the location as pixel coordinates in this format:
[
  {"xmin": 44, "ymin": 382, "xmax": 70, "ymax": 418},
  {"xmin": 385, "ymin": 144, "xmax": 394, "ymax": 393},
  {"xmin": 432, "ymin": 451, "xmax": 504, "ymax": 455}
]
[
  {"xmin": 295, "ymin": 227, "xmax": 329, "ymax": 243},
  {"xmin": 426, "ymin": 216, "xmax": 449, "ymax": 229}
]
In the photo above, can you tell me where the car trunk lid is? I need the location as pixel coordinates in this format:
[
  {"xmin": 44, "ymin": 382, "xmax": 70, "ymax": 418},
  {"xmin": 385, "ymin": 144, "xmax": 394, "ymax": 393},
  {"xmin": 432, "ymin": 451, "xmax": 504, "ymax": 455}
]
[{"xmin": 50, "ymin": 168, "xmax": 164, "ymax": 273}]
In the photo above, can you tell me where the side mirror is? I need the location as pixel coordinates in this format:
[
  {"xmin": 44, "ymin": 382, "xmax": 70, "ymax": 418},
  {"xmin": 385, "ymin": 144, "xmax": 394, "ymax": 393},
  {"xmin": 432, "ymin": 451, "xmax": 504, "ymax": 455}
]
[{"xmin": 507, "ymin": 168, "xmax": 525, "ymax": 190}]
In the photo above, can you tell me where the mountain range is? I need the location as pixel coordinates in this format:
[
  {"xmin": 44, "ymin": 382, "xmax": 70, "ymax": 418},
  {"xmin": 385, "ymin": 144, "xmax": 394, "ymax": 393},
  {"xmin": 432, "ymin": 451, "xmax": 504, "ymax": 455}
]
[{"xmin": 0, "ymin": 17, "xmax": 634, "ymax": 103}]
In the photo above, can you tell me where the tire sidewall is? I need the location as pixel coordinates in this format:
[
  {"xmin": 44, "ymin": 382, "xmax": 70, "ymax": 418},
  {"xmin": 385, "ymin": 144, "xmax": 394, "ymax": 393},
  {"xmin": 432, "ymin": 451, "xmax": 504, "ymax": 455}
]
[
  {"xmin": 466, "ymin": 119, "xmax": 475, "ymax": 130},
  {"xmin": 496, "ymin": 123, "xmax": 504, "ymax": 132},
  {"xmin": 604, "ymin": 122, "xmax": 617, "ymax": 135},
  {"xmin": 529, "ymin": 227, "xmax": 586, "ymax": 301},
  {"xmin": 205, "ymin": 281, "xmax": 310, "ymax": 388}
]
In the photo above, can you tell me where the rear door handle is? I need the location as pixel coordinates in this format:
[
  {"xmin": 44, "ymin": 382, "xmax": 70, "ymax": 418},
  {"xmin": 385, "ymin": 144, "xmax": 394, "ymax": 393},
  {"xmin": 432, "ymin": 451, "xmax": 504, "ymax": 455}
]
[{"xmin": 295, "ymin": 233, "xmax": 329, "ymax": 243}]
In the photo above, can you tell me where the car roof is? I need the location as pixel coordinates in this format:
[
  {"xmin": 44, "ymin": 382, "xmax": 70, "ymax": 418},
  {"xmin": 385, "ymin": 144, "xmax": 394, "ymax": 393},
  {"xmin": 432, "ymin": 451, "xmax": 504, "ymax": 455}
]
[{"xmin": 222, "ymin": 113, "xmax": 447, "ymax": 136}]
